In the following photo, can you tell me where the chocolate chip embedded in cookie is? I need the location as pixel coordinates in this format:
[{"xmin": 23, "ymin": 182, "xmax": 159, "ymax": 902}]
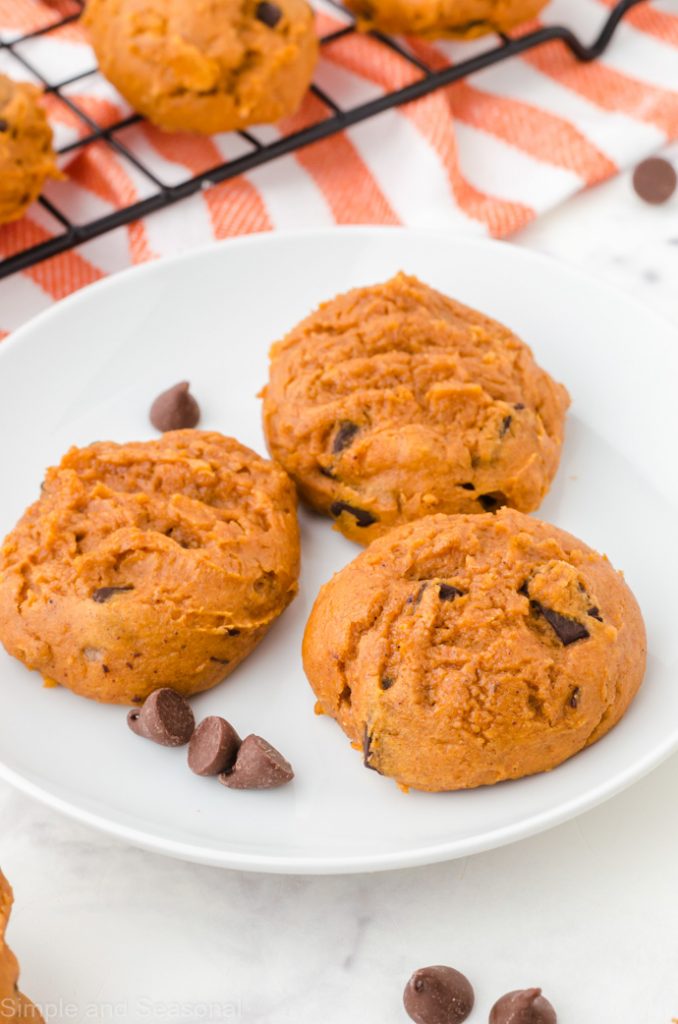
[
  {"xmin": 0, "ymin": 872, "xmax": 44, "ymax": 1023},
  {"xmin": 0, "ymin": 73, "xmax": 61, "ymax": 225},
  {"xmin": 302, "ymin": 509, "xmax": 646, "ymax": 792},
  {"xmin": 0, "ymin": 431, "xmax": 300, "ymax": 705},
  {"xmin": 345, "ymin": 0, "xmax": 547, "ymax": 39},
  {"xmin": 83, "ymin": 0, "xmax": 318, "ymax": 134},
  {"xmin": 263, "ymin": 273, "xmax": 569, "ymax": 545}
]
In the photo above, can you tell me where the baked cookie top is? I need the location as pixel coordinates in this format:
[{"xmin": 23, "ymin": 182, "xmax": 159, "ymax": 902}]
[
  {"xmin": 345, "ymin": 0, "xmax": 547, "ymax": 39},
  {"xmin": 0, "ymin": 74, "xmax": 60, "ymax": 225},
  {"xmin": 303, "ymin": 509, "xmax": 646, "ymax": 791},
  {"xmin": 263, "ymin": 273, "xmax": 569, "ymax": 543},
  {"xmin": 84, "ymin": 0, "xmax": 318, "ymax": 134},
  {"xmin": 0, "ymin": 872, "xmax": 44, "ymax": 1022},
  {"xmin": 0, "ymin": 431, "xmax": 300, "ymax": 704}
]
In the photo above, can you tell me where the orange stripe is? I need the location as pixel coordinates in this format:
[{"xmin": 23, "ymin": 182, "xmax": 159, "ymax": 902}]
[
  {"xmin": 522, "ymin": 21, "xmax": 678, "ymax": 139},
  {"xmin": 410, "ymin": 39, "xmax": 617, "ymax": 185},
  {"xmin": 68, "ymin": 143, "xmax": 156, "ymax": 264},
  {"xmin": 0, "ymin": 217, "xmax": 103, "ymax": 300},
  {"xmin": 320, "ymin": 24, "xmax": 533, "ymax": 235},
  {"xmin": 597, "ymin": 0, "xmax": 678, "ymax": 48},
  {"xmin": 140, "ymin": 124, "xmax": 272, "ymax": 237},
  {"xmin": 279, "ymin": 92, "xmax": 400, "ymax": 224}
]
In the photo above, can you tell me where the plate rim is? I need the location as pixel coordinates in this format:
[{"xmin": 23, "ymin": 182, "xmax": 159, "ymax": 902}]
[{"xmin": 1, "ymin": 225, "xmax": 676, "ymax": 874}]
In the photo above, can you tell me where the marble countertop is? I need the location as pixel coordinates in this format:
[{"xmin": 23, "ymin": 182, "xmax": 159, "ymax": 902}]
[{"xmin": 1, "ymin": 146, "xmax": 677, "ymax": 1024}]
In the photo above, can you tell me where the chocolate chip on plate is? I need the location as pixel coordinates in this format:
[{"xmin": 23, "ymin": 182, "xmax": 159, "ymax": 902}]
[
  {"xmin": 403, "ymin": 966, "xmax": 475, "ymax": 1024},
  {"xmin": 92, "ymin": 584, "xmax": 134, "ymax": 603},
  {"xmin": 256, "ymin": 1, "xmax": 282, "ymax": 26},
  {"xmin": 632, "ymin": 157, "xmax": 677, "ymax": 205},
  {"xmin": 219, "ymin": 735, "xmax": 294, "ymax": 789},
  {"xmin": 534, "ymin": 603, "xmax": 589, "ymax": 646},
  {"xmin": 332, "ymin": 420, "xmax": 360, "ymax": 454},
  {"xmin": 329, "ymin": 501, "xmax": 377, "ymax": 527},
  {"xmin": 150, "ymin": 381, "xmax": 201, "ymax": 432},
  {"xmin": 188, "ymin": 716, "xmax": 241, "ymax": 776},
  {"xmin": 127, "ymin": 688, "xmax": 195, "ymax": 747},
  {"xmin": 439, "ymin": 583, "xmax": 462, "ymax": 601},
  {"xmin": 489, "ymin": 988, "xmax": 557, "ymax": 1024}
]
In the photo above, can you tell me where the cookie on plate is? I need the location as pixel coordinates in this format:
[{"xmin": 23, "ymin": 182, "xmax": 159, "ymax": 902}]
[
  {"xmin": 303, "ymin": 509, "xmax": 646, "ymax": 791},
  {"xmin": 345, "ymin": 0, "xmax": 547, "ymax": 38},
  {"xmin": 263, "ymin": 273, "xmax": 569, "ymax": 544},
  {"xmin": 83, "ymin": 0, "xmax": 318, "ymax": 134},
  {"xmin": 0, "ymin": 872, "xmax": 44, "ymax": 1023},
  {"xmin": 0, "ymin": 431, "xmax": 300, "ymax": 705},
  {"xmin": 0, "ymin": 74, "xmax": 61, "ymax": 225}
]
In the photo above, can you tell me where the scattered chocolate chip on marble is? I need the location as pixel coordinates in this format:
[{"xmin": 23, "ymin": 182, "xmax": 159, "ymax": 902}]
[
  {"xmin": 256, "ymin": 0, "xmax": 282, "ymax": 26},
  {"xmin": 489, "ymin": 988, "xmax": 557, "ymax": 1024},
  {"xmin": 150, "ymin": 381, "xmax": 201, "ymax": 432},
  {"xmin": 403, "ymin": 966, "xmax": 475, "ymax": 1024},
  {"xmin": 333, "ymin": 420, "xmax": 360, "ymax": 453},
  {"xmin": 632, "ymin": 156, "xmax": 677, "ymax": 205},
  {"xmin": 219, "ymin": 734, "xmax": 294, "ymax": 789},
  {"xmin": 534, "ymin": 603, "xmax": 590, "ymax": 645},
  {"xmin": 127, "ymin": 688, "xmax": 195, "ymax": 747},
  {"xmin": 188, "ymin": 716, "xmax": 241, "ymax": 776},
  {"xmin": 439, "ymin": 583, "xmax": 463, "ymax": 601},
  {"xmin": 92, "ymin": 584, "xmax": 134, "ymax": 603},
  {"xmin": 329, "ymin": 501, "xmax": 378, "ymax": 527}
]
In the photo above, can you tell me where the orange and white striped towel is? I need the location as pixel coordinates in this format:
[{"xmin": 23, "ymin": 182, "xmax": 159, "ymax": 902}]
[{"xmin": 0, "ymin": 0, "xmax": 677, "ymax": 336}]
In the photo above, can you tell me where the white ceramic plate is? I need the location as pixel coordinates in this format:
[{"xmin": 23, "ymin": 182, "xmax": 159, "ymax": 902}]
[{"xmin": 0, "ymin": 227, "xmax": 676, "ymax": 874}]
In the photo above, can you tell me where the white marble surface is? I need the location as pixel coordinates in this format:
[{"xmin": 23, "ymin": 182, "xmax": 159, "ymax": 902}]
[{"xmin": 1, "ymin": 147, "xmax": 678, "ymax": 1024}]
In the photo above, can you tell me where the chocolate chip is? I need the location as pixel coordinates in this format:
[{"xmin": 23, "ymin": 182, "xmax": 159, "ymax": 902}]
[
  {"xmin": 403, "ymin": 966, "xmax": 474, "ymax": 1024},
  {"xmin": 632, "ymin": 157, "xmax": 677, "ymax": 205},
  {"xmin": 514, "ymin": 402, "xmax": 525, "ymax": 410},
  {"xmin": 380, "ymin": 676, "xmax": 395, "ymax": 690},
  {"xmin": 332, "ymin": 420, "xmax": 360, "ymax": 454},
  {"xmin": 478, "ymin": 492, "xmax": 507, "ymax": 512},
  {"xmin": 227, "ymin": 628, "xmax": 241, "ymax": 636},
  {"xmin": 218, "ymin": 734, "xmax": 294, "ymax": 789},
  {"xmin": 500, "ymin": 415, "xmax": 512, "ymax": 436},
  {"xmin": 318, "ymin": 464, "xmax": 336, "ymax": 478},
  {"xmin": 256, "ymin": 0, "xmax": 282, "ymax": 26},
  {"xmin": 458, "ymin": 482, "xmax": 475, "ymax": 491},
  {"xmin": 329, "ymin": 501, "xmax": 378, "ymax": 527},
  {"xmin": 362, "ymin": 725, "xmax": 380, "ymax": 772},
  {"xmin": 489, "ymin": 988, "xmax": 557, "ymax": 1024},
  {"xmin": 439, "ymin": 583, "xmax": 462, "ymax": 601},
  {"xmin": 0, "ymin": 119, "xmax": 8, "ymax": 132},
  {"xmin": 210, "ymin": 657, "xmax": 230, "ymax": 665},
  {"xmin": 569, "ymin": 687, "xmax": 581, "ymax": 708},
  {"xmin": 127, "ymin": 687, "xmax": 195, "ymax": 746},
  {"xmin": 588, "ymin": 606, "xmax": 603, "ymax": 621},
  {"xmin": 534, "ymin": 603, "xmax": 589, "ymax": 645},
  {"xmin": 92, "ymin": 584, "xmax": 134, "ymax": 603},
  {"xmin": 188, "ymin": 716, "xmax": 241, "ymax": 776},
  {"xmin": 407, "ymin": 583, "xmax": 427, "ymax": 606},
  {"xmin": 150, "ymin": 381, "xmax": 201, "ymax": 432}
]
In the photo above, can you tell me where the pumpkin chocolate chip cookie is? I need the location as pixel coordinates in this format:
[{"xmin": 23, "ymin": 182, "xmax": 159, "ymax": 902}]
[
  {"xmin": 0, "ymin": 872, "xmax": 44, "ymax": 1023},
  {"xmin": 0, "ymin": 74, "xmax": 61, "ymax": 226},
  {"xmin": 262, "ymin": 273, "xmax": 569, "ymax": 544},
  {"xmin": 0, "ymin": 431, "xmax": 300, "ymax": 705},
  {"xmin": 83, "ymin": 0, "xmax": 318, "ymax": 134},
  {"xmin": 345, "ymin": 0, "xmax": 547, "ymax": 39},
  {"xmin": 303, "ymin": 509, "xmax": 646, "ymax": 792}
]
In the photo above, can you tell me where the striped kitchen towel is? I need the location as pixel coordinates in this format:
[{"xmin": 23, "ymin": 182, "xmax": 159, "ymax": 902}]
[{"xmin": 0, "ymin": 0, "xmax": 676, "ymax": 335}]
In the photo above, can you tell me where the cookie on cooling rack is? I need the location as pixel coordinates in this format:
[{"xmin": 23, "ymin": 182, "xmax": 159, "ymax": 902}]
[
  {"xmin": 0, "ymin": 74, "xmax": 61, "ymax": 226},
  {"xmin": 303, "ymin": 509, "xmax": 647, "ymax": 792},
  {"xmin": 83, "ymin": 0, "xmax": 318, "ymax": 134},
  {"xmin": 1, "ymin": 871, "xmax": 44, "ymax": 1023},
  {"xmin": 345, "ymin": 0, "xmax": 547, "ymax": 38},
  {"xmin": 262, "ymin": 272, "xmax": 569, "ymax": 544},
  {"xmin": 0, "ymin": 431, "xmax": 300, "ymax": 705}
]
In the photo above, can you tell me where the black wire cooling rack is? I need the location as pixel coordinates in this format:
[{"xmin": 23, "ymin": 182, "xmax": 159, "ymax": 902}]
[{"xmin": 0, "ymin": 0, "xmax": 648, "ymax": 279}]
